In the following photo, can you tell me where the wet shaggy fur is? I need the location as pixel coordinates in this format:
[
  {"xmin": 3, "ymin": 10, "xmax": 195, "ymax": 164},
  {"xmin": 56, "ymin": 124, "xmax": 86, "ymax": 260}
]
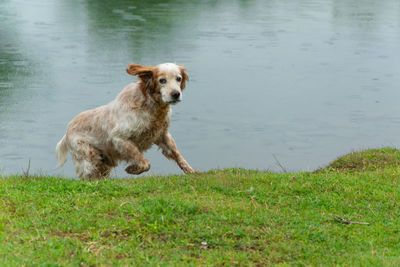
[{"xmin": 56, "ymin": 62, "xmax": 195, "ymax": 179}]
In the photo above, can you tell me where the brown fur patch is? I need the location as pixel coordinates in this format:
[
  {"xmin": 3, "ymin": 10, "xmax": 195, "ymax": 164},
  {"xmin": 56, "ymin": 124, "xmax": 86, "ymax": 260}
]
[
  {"xmin": 126, "ymin": 63, "xmax": 156, "ymax": 78},
  {"xmin": 179, "ymin": 66, "xmax": 189, "ymax": 90},
  {"xmin": 129, "ymin": 104, "xmax": 170, "ymax": 152},
  {"xmin": 127, "ymin": 63, "xmax": 163, "ymax": 101}
]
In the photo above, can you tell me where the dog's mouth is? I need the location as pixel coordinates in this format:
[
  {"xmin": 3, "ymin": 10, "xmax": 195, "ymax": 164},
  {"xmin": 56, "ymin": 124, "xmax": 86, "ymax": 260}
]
[{"xmin": 166, "ymin": 99, "xmax": 181, "ymax": 105}]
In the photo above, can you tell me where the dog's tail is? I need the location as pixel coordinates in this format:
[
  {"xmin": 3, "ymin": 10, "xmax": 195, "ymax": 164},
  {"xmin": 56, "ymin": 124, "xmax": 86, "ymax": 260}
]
[{"xmin": 56, "ymin": 135, "xmax": 68, "ymax": 167}]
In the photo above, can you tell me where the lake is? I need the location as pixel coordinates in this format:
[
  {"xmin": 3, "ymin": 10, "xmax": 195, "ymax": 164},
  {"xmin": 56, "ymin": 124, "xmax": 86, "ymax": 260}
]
[{"xmin": 1, "ymin": 0, "xmax": 399, "ymax": 177}]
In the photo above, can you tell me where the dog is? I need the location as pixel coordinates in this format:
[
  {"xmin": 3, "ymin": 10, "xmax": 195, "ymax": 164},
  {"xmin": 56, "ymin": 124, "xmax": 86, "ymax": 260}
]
[{"xmin": 56, "ymin": 62, "xmax": 195, "ymax": 179}]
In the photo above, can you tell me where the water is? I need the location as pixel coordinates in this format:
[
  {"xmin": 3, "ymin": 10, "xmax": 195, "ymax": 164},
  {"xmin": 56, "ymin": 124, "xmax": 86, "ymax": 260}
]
[{"xmin": 1, "ymin": 0, "xmax": 399, "ymax": 177}]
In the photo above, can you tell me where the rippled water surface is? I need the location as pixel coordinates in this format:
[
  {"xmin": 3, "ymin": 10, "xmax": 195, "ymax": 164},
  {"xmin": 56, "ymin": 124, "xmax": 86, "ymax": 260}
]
[{"xmin": 1, "ymin": 0, "xmax": 400, "ymax": 177}]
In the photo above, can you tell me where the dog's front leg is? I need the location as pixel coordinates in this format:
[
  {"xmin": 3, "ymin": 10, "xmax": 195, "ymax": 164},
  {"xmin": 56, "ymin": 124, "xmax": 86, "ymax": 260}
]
[
  {"xmin": 155, "ymin": 132, "xmax": 195, "ymax": 174},
  {"xmin": 112, "ymin": 137, "xmax": 150, "ymax": 175}
]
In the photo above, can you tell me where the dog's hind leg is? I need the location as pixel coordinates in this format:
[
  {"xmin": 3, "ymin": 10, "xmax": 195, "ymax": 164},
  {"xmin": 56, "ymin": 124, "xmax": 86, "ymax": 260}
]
[{"xmin": 68, "ymin": 138, "xmax": 113, "ymax": 179}]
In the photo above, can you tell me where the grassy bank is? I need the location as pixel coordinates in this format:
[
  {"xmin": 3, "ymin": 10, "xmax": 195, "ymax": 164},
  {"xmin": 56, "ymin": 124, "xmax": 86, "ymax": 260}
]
[{"xmin": 1, "ymin": 148, "xmax": 400, "ymax": 266}]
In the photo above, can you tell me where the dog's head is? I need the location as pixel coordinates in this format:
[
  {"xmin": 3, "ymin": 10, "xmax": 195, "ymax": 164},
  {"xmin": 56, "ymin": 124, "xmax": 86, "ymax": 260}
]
[{"xmin": 126, "ymin": 62, "xmax": 188, "ymax": 105}]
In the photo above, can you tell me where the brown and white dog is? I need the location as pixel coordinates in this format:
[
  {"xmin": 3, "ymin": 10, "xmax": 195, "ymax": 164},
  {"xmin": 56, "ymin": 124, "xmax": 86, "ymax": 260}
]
[{"xmin": 56, "ymin": 62, "xmax": 195, "ymax": 179}]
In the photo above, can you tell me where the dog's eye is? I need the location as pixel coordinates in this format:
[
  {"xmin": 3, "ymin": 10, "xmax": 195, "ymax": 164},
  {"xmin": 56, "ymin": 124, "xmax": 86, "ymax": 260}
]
[
  {"xmin": 176, "ymin": 76, "xmax": 182, "ymax": 82},
  {"xmin": 159, "ymin": 78, "xmax": 167, "ymax": 84}
]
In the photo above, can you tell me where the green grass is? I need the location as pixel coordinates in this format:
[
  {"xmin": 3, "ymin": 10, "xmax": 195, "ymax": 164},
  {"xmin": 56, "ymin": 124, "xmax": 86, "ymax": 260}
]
[
  {"xmin": 1, "ymin": 148, "xmax": 400, "ymax": 266},
  {"xmin": 318, "ymin": 147, "xmax": 400, "ymax": 172}
]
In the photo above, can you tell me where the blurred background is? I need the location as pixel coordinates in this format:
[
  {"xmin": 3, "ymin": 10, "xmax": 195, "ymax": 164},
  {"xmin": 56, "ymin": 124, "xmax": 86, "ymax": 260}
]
[{"xmin": 0, "ymin": 0, "xmax": 399, "ymax": 177}]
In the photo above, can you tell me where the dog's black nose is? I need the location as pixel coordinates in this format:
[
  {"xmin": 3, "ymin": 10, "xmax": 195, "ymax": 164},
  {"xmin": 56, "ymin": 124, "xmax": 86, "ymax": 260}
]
[{"xmin": 171, "ymin": 91, "xmax": 180, "ymax": 100}]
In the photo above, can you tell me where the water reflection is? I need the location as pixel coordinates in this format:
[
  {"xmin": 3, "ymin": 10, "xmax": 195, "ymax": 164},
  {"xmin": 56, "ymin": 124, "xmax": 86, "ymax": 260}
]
[
  {"xmin": 0, "ymin": 2, "xmax": 32, "ymax": 103},
  {"xmin": 332, "ymin": 0, "xmax": 398, "ymax": 28},
  {"xmin": 0, "ymin": 0, "xmax": 399, "ymax": 176}
]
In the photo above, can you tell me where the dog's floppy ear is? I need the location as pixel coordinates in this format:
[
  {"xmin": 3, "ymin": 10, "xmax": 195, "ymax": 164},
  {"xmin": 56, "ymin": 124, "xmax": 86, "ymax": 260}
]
[
  {"xmin": 178, "ymin": 65, "xmax": 189, "ymax": 90},
  {"xmin": 127, "ymin": 63, "xmax": 156, "ymax": 93},
  {"xmin": 126, "ymin": 63, "xmax": 155, "ymax": 79}
]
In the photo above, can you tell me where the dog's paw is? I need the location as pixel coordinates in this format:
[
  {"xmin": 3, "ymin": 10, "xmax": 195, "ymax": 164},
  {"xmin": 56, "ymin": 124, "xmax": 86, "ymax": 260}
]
[
  {"xmin": 183, "ymin": 166, "xmax": 196, "ymax": 174},
  {"xmin": 125, "ymin": 160, "xmax": 150, "ymax": 175}
]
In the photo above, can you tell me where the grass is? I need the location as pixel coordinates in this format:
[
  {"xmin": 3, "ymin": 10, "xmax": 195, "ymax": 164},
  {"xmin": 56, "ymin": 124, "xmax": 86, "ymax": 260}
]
[
  {"xmin": 1, "ymin": 148, "xmax": 400, "ymax": 266},
  {"xmin": 318, "ymin": 147, "xmax": 400, "ymax": 172}
]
